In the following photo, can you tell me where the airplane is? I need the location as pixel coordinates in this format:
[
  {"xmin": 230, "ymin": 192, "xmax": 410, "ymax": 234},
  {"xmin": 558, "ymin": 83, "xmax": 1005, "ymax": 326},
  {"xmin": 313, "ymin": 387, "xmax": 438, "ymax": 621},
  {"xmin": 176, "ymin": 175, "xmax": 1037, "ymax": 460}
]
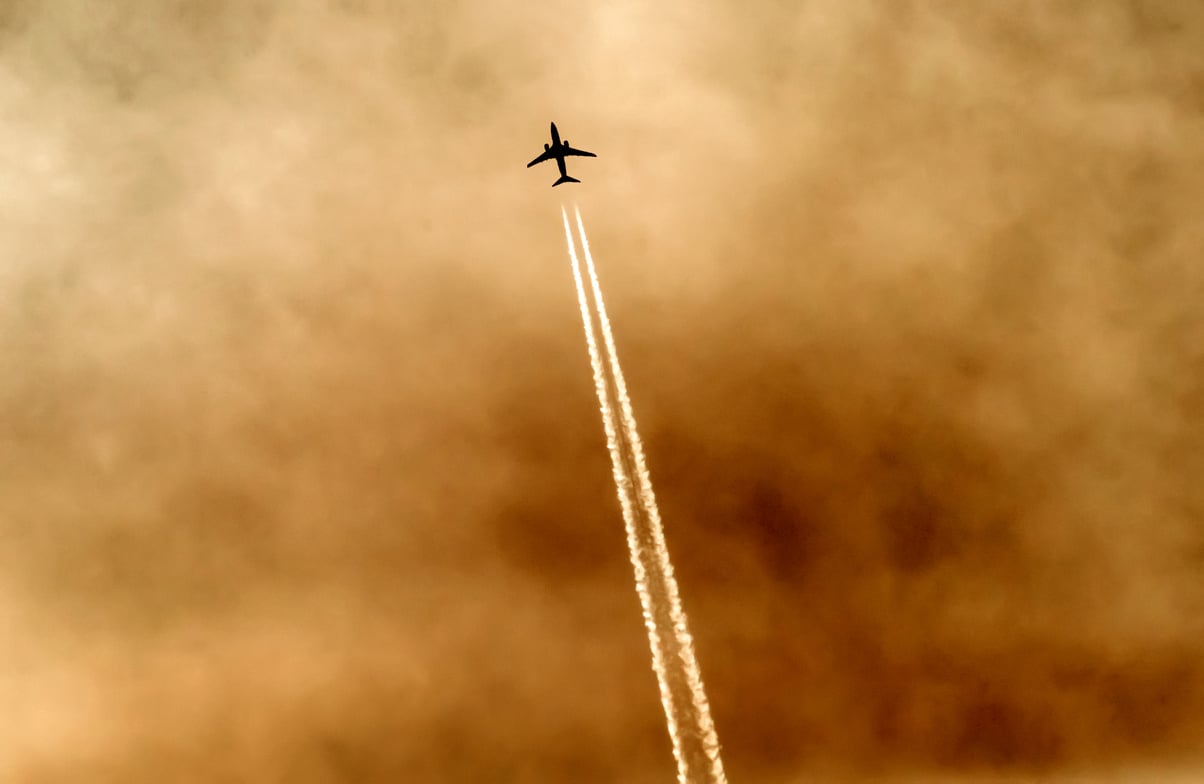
[{"xmin": 526, "ymin": 122, "xmax": 596, "ymax": 186}]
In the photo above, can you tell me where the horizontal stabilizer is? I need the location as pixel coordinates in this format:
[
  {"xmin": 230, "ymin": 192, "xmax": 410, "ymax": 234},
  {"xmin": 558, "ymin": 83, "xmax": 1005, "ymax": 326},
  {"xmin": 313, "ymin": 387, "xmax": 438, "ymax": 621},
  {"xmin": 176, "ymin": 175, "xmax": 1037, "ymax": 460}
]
[{"xmin": 553, "ymin": 174, "xmax": 581, "ymax": 187}]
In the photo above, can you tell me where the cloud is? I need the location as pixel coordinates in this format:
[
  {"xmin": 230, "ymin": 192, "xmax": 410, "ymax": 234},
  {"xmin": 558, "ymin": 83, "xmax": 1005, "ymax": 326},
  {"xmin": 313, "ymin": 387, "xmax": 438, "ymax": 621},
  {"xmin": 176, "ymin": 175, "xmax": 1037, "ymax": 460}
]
[{"xmin": 1, "ymin": 1, "xmax": 1202, "ymax": 780}]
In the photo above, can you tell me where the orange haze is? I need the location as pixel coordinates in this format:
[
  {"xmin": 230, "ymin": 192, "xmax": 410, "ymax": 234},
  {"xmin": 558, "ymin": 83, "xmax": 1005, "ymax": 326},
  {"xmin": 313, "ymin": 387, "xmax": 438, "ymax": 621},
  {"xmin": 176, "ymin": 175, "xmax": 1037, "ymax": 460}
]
[{"xmin": 1, "ymin": 2, "xmax": 1202, "ymax": 781}]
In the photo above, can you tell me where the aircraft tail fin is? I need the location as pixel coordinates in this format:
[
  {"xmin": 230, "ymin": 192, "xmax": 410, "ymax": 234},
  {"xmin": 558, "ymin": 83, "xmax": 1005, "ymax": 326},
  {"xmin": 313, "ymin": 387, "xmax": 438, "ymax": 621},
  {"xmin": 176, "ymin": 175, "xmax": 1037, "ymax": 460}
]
[{"xmin": 553, "ymin": 174, "xmax": 580, "ymax": 187}]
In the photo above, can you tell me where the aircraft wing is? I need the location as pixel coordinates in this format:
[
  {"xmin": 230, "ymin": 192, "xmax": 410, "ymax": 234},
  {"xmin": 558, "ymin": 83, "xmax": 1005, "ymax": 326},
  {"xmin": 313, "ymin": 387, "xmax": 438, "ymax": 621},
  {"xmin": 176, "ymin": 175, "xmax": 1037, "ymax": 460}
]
[
  {"xmin": 527, "ymin": 149, "xmax": 554, "ymax": 167},
  {"xmin": 562, "ymin": 145, "xmax": 596, "ymax": 158}
]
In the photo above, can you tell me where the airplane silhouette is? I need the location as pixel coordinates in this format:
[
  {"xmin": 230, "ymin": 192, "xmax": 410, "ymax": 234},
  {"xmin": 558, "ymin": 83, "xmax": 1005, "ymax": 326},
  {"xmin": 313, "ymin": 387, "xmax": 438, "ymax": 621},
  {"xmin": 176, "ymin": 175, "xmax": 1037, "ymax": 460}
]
[{"xmin": 526, "ymin": 122, "xmax": 596, "ymax": 186}]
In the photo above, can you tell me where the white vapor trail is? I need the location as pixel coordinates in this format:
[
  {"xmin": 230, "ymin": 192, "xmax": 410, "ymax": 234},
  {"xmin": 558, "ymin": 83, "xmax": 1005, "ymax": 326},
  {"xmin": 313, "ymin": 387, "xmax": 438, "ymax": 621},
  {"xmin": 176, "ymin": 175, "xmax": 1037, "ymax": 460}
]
[
  {"xmin": 561, "ymin": 208, "xmax": 673, "ymax": 749},
  {"xmin": 563, "ymin": 206, "xmax": 728, "ymax": 784}
]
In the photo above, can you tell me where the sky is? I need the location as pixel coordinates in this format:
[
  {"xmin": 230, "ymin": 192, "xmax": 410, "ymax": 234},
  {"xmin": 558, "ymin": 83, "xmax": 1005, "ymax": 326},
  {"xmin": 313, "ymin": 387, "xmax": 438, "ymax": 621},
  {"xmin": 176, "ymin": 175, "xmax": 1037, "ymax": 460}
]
[{"xmin": 1, "ymin": 1, "xmax": 1202, "ymax": 781}]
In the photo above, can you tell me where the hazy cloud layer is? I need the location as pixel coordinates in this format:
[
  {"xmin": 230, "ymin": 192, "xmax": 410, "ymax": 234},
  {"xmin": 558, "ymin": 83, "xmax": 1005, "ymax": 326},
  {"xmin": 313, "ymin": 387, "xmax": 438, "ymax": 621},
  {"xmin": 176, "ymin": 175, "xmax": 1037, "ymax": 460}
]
[{"xmin": 2, "ymin": 1, "xmax": 1202, "ymax": 781}]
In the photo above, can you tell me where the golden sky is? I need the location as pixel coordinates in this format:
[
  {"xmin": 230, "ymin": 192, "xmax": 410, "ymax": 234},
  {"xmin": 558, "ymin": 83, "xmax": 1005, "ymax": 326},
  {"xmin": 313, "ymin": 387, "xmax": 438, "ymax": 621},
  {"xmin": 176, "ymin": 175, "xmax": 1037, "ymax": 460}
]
[{"xmin": 1, "ymin": 1, "xmax": 1202, "ymax": 781}]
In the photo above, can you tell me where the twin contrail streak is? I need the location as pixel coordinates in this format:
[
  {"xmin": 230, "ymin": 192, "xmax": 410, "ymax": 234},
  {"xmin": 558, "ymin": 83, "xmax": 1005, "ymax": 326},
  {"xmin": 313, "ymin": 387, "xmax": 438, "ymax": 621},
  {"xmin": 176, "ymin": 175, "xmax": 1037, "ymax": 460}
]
[{"xmin": 562, "ymin": 206, "xmax": 728, "ymax": 784}]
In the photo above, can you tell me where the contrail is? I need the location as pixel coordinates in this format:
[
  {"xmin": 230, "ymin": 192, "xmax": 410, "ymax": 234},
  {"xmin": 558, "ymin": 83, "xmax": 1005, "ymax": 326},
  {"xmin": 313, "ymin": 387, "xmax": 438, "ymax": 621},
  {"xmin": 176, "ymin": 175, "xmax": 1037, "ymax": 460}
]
[
  {"xmin": 564, "ymin": 206, "xmax": 729, "ymax": 784},
  {"xmin": 561, "ymin": 207, "xmax": 680, "ymax": 757}
]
